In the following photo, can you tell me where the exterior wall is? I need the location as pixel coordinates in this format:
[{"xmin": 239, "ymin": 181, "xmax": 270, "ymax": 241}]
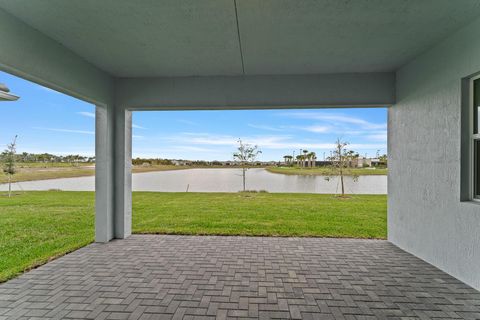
[{"xmin": 389, "ymin": 16, "xmax": 480, "ymax": 290}]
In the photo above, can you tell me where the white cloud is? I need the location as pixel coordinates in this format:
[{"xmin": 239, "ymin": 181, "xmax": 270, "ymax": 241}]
[
  {"xmin": 158, "ymin": 132, "xmax": 384, "ymax": 151},
  {"xmin": 33, "ymin": 127, "xmax": 94, "ymax": 135},
  {"xmin": 77, "ymin": 111, "xmax": 95, "ymax": 118},
  {"xmin": 366, "ymin": 131, "xmax": 387, "ymax": 142},
  {"xmin": 132, "ymin": 124, "xmax": 146, "ymax": 129},
  {"xmin": 248, "ymin": 123, "xmax": 332, "ymax": 134},
  {"xmin": 299, "ymin": 125, "xmax": 331, "ymax": 133},
  {"xmin": 280, "ymin": 111, "xmax": 386, "ymax": 130}
]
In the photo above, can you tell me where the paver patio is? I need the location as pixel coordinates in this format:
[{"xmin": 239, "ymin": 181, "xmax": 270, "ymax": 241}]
[{"xmin": 0, "ymin": 235, "xmax": 479, "ymax": 320}]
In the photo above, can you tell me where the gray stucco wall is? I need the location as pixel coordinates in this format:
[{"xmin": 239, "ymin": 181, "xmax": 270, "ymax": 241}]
[{"xmin": 389, "ymin": 16, "xmax": 480, "ymax": 290}]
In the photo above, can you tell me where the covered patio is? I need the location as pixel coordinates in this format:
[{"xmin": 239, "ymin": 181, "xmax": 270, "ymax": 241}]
[
  {"xmin": 1, "ymin": 235, "xmax": 480, "ymax": 319},
  {"xmin": 1, "ymin": 0, "xmax": 480, "ymax": 318}
]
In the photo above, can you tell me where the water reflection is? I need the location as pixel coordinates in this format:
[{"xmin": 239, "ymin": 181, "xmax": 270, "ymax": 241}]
[{"xmin": 0, "ymin": 168, "xmax": 387, "ymax": 194}]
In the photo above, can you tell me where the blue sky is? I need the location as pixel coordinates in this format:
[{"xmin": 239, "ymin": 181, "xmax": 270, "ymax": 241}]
[{"xmin": 0, "ymin": 71, "xmax": 387, "ymax": 161}]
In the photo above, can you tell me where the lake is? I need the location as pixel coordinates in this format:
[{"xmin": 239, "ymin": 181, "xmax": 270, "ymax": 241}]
[{"xmin": 0, "ymin": 168, "xmax": 387, "ymax": 194}]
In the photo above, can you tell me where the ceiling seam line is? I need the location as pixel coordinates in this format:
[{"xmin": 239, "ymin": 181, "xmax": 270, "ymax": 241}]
[{"xmin": 233, "ymin": 0, "xmax": 245, "ymax": 75}]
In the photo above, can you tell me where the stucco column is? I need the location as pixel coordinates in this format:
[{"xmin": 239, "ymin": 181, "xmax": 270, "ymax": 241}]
[
  {"xmin": 114, "ymin": 108, "xmax": 132, "ymax": 239},
  {"xmin": 95, "ymin": 105, "xmax": 115, "ymax": 242},
  {"xmin": 95, "ymin": 105, "xmax": 132, "ymax": 242}
]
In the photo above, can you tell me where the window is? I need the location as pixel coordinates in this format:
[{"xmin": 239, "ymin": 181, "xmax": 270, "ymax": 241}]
[
  {"xmin": 462, "ymin": 75, "xmax": 480, "ymax": 201},
  {"xmin": 474, "ymin": 78, "xmax": 480, "ymax": 199}
]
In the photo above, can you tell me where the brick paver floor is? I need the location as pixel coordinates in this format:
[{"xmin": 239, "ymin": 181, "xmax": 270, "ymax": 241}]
[{"xmin": 1, "ymin": 235, "xmax": 480, "ymax": 319}]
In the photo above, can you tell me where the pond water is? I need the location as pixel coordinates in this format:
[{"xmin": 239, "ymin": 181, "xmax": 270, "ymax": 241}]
[{"xmin": 0, "ymin": 168, "xmax": 387, "ymax": 194}]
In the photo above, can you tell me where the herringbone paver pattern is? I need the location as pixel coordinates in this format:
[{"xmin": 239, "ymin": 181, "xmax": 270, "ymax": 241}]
[{"xmin": 0, "ymin": 235, "xmax": 479, "ymax": 319}]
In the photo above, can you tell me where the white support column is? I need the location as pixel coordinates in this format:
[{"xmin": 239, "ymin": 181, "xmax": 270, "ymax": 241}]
[
  {"xmin": 95, "ymin": 105, "xmax": 115, "ymax": 242},
  {"xmin": 114, "ymin": 108, "xmax": 132, "ymax": 239},
  {"xmin": 95, "ymin": 105, "xmax": 132, "ymax": 242}
]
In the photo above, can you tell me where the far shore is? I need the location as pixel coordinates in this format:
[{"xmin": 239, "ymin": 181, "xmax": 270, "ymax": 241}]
[
  {"xmin": 0, "ymin": 162, "xmax": 387, "ymax": 184},
  {"xmin": 0, "ymin": 163, "xmax": 265, "ymax": 184},
  {"xmin": 266, "ymin": 166, "xmax": 388, "ymax": 176}
]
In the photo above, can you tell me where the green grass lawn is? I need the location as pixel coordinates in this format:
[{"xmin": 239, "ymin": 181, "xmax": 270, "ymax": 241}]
[
  {"xmin": 0, "ymin": 191, "xmax": 95, "ymax": 282},
  {"xmin": 133, "ymin": 192, "xmax": 386, "ymax": 238},
  {"xmin": 0, "ymin": 191, "xmax": 386, "ymax": 282},
  {"xmin": 267, "ymin": 166, "xmax": 387, "ymax": 176}
]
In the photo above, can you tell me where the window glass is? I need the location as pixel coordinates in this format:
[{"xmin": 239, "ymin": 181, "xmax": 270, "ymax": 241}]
[
  {"xmin": 475, "ymin": 79, "xmax": 480, "ymax": 134},
  {"xmin": 475, "ymin": 140, "xmax": 480, "ymax": 198}
]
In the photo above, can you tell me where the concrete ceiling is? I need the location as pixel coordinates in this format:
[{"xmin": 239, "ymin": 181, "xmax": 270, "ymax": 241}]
[{"xmin": 0, "ymin": 0, "xmax": 479, "ymax": 77}]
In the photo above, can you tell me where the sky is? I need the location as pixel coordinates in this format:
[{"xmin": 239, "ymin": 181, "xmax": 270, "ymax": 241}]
[{"xmin": 0, "ymin": 71, "xmax": 387, "ymax": 161}]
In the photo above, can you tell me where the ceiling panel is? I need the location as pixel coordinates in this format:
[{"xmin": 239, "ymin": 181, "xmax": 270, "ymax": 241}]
[
  {"xmin": 236, "ymin": 0, "xmax": 480, "ymax": 74},
  {"xmin": 1, "ymin": 0, "xmax": 480, "ymax": 77},
  {"xmin": 0, "ymin": 0, "xmax": 243, "ymax": 77}
]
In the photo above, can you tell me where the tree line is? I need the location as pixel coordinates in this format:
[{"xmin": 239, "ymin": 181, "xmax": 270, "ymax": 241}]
[{"xmin": 0, "ymin": 152, "xmax": 95, "ymax": 164}]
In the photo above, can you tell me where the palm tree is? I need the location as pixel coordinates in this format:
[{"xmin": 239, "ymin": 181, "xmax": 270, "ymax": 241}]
[
  {"xmin": 308, "ymin": 151, "xmax": 316, "ymax": 168},
  {"xmin": 296, "ymin": 155, "xmax": 302, "ymax": 167},
  {"xmin": 283, "ymin": 155, "xmax": 293, "ymax": 165},
  {"xmin": 284, "ymin": 155, "xmax": 293, "ymax": 166},
  {"xmin": 302, "ymin": 150, "xmax": 308, "ymax": 168}
]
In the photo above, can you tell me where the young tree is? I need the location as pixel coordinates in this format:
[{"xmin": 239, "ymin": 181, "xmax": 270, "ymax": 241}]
[
  {"xmin": 325, "ymin": 138, "xmax": 358, "ymax": 197},
  {"xmin": 233, "ymin": 139, "xmax": 261, "ymax": 191},
  {"xmin": 2, "ymin": 135, "xmax": 18, "ymax": 197}
]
